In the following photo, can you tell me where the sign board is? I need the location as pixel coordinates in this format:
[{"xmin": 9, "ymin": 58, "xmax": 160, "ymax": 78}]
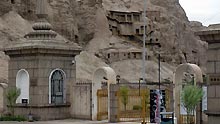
[
  {"xmin": 150, "ymin": 89, "xmax": 165, "ymax": 123},
  {"xmin": 22, "ymin": 99, "xmax": 28, "ymax": 104}
]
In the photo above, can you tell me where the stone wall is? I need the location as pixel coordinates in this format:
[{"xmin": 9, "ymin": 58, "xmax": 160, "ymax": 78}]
[
  {"xmin": 71, "ymin": 83, "xmax": 92, "ymax": 119},
  {"xmin": 14, "ymin": 105, "xmax": 70, "ymax": 120}
]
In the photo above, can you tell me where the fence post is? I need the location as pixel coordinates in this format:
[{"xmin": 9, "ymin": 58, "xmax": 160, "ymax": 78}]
[
  {"xmin": 142, "ymin": 90, "xmax": 146, "ymax": 124},
  {"xmin": 117, "ymin": 89, "xmax": 120, "ymax": 122}
]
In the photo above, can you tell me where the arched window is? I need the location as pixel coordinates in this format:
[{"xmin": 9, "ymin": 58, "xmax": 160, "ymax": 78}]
[
  {"xmin": 16, "ymin": 69, "xmax": 29, "ymax": 104},
  {"xmin": 49, "ymin": 69, "xmax": 66, "ymax": 104}
]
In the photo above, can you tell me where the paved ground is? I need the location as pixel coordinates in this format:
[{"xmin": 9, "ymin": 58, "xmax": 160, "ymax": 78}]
[{"xmin": 0, "ymin": 119, "xmax": 143, "ymax": 124}]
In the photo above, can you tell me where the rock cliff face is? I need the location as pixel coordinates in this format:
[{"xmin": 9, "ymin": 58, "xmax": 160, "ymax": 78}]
[{"xmin": 0, "ymin": 0, "xmax": 207, "ymax": 82}]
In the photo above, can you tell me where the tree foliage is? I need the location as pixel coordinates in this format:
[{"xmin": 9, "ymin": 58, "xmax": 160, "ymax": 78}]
[
  {"xmin": 181, "ymin": 85, "xmax": 203, "ymax": 124},
  {"xmin": 120, "ymin": 86, "xmax": 129, "ymax": 110},
  {"xmin": 6, "ymin": 88, "xmax": 20, "ymax": 116}
]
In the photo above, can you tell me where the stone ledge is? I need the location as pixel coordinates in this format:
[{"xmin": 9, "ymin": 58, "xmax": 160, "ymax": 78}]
[
  {"xmin": 9, "ymin": 103, "xmax": 71, "ymax": 108},
  {"xmin": 204, "ymin": 110, "xmax": 220, "ymax": 116}
]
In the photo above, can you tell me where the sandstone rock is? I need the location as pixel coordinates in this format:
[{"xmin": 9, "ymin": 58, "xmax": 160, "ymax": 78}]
[
  {"xmin": 75, "ymin": 51, "xmax": 108, "ymax": 82},
  {"xmin": 0, "ymin": 0, "xmax": 12, "ymax": 16},
  {"xmin": 0, "ymin": 0, "xmax": 208, "ymax": 82},
  {"xmin": 110, "ymin": 60, "xmax": 175, "ymax": 82}
]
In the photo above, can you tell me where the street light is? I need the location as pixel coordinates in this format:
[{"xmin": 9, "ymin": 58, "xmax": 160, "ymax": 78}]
[
  {"xmin": 102, "ymin": 77, "xmax": 108, "ymax": 87},
  {"xmin": 155, "ymin": 44, "xmax": 162, "ymax": 90},
  {"xmin": 139, "ymin": 78, "xmax": 144, "ymax": 96},
  {"xmin": 158, "ymin": 53, "xmax": 161, "ymax": 90}
]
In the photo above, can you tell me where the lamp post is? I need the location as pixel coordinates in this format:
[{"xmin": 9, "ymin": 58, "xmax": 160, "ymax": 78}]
[
  {"xmin": 103, "ymin": 77, "xmax": 108, "ymax": 87},
  {"xmin": 142, "ymin": 0, "xmax": 147, "ymax": 86},
  {"xmin": 116, "ymin": 75, "xmax": 120, "ymax": 84},
  {"xmin": 158, "ymin": 53, "xmax": 161, "ymax": 90},
  {"xmin": 103, "ymin": 77, "xmax": 108, "ymax": 80},
  {"xmin": 139, "ymin": 78, "xmax": 143, "ymax": 96}
]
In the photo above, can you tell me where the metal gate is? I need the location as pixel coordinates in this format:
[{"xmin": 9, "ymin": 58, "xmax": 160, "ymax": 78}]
[
  {"xmin": 97, "ymin": 87, "xmax": 172, "ymax": 122},
  {"xmin": 117, "ymin": 88, "xmax": 172, "ymax": 123},
  {"xmin": 117, "ymin": 89, "xmax": 149, "ymax": 122},
  {"xmin": 97, "ymin": 89, "xmax": 108, "ymax": 120},
  {"xmin": 180, "ymin": 115, "xmax": 195, "ymax": 124}
]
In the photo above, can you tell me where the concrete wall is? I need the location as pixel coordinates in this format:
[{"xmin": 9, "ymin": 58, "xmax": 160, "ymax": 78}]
[
  {"xmin": 0, "ymin": 86, "xmax": 4, "ymax": 114},
  {"xmin": 109, "ymin": 84, "xmax": 119, "ymax": 122},
  {"xmin": 208, "ymin": 116, "xmax": 220, "ymax": 124},
  {"xmin": 71, "ymin": 83, "xmax": 92, "ymax": 119},
  {"xmin": 14, "ymin": 105, "xmax": 70, "ymax": 120}
]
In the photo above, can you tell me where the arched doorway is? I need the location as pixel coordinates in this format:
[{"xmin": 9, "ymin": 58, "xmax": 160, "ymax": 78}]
[
  {"xmin": 49, "ymin": 69, "xmax": 66, "ymax": 104},
  {"xmin": 16, "ymin": 69, "xmax": 30, "ymax": 104},
  {"xmin": 92, "ymin": 67, "xmax": 116, "ymax": 121},
  {"xmin": 173, "ymin": 63, "xmax": 203, "ymax": 124}
]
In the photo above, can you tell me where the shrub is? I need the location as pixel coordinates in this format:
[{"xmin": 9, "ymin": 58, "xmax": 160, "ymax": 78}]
[
  {"xmin": 0, "ymin": 115, "xmax": 26, "ymax": 121},
  {"xmin": 133, "ymin": 105, "xmax": 142, "ymax": 110},
  {"xmin": 181, "ymin": 85, "xmax": 203, "ymax": 124},
  {"xmin": 6, "ymin": 88, "xmax": 20, "ymax": 116},
  {"xmin": 120, "ymin": 86, "xmax": 129, "ymax": 110}
]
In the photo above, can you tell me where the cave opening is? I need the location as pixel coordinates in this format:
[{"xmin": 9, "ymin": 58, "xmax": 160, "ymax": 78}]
[{"xmin": 11, "ymin": 0, "xmax": 15, "ymax": 4}]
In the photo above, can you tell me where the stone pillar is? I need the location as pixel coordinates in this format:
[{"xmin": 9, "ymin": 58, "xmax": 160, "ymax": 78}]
[
  {"xmin": 125, "ymin": 14, "xmax": 128, "ymax": 22},
  {"xmin": 109, "ymin": 84, "xmax": 119, "ymax": 122},
  {"xmin": 36, "ymin": 0, "xmax": 47, "ymax": 16},
  {"xmin": 0, "ymin": 83, "xmax": 8, "ymax": 115},
  {"xmin": 36, "ymin": 0, "xmax": 48, "ymax": 19}
]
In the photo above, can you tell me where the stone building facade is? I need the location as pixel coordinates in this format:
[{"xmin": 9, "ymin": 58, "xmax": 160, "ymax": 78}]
[
  {"xmin": 196, "ymin": 24, "xmax": 220, "ymax": 124},
  {"xmin": 4, "ymin": 0, "xmax": 81, "ymax": 120},
  {"xmin": 106, "ymin": 10, "xmax": 160, "ymax": 42},
  {"xmin": 98, "ymin": 46, "xmax": 171, "ymax": 64},
  {"xmin": 102, "ymin": 48, "xmax": 143, "ymax": 63}
]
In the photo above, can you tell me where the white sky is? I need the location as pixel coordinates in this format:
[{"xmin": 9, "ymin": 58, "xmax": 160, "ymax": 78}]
[{"xmin": 179, "ymin": 0, "xmax": 220, "ymax": 26}]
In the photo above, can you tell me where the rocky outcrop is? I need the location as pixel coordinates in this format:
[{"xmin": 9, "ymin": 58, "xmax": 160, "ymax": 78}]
[
  {"xmin": 0, "ymin": 0, "xmax": 12, "ymax": 16},
  {"xmin": 75, "ymin": 51, "xmax": 108, "ymax": 81},
  {"xmin": 0, "ymin": 0, "xmax": 207, "ymax": 82}
]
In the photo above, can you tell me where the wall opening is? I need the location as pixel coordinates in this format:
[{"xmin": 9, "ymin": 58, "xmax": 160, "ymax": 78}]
[
  {"xmin": 136, "ymin": 29, "xmax": 140, "ymax": 34},
  {"xmin": 16, "ymin": 69, "xmax": 30, "ymax": 104},
  {"xmin": 11, "ymin": 0, "xmax": 15, "ymax": 4},
  {"xmin": 75, "ymin": 35, "xmax": 79, "ymax": 42}
]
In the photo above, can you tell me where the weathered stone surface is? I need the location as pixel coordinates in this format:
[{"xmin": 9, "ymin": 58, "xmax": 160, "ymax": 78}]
[
  {"xmin": 75, "ymin": 51, "xmax": 108, "ymax": 81},
  {"xmin": 0, "ymin": 0, "xmax": 208, "ymax": 82}
]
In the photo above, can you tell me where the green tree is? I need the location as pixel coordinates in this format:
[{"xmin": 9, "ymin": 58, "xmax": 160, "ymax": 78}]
[
  {"xmin": 181, "ymin": 85, "xmax": 203, "ymax": 124},
  {"xmin": 6, "ymin": 88, "xmax": 20, "ymax": 116},
  {"xmin": 120, "ymin": 86, "xmax": 129, "ymax": 110}
]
